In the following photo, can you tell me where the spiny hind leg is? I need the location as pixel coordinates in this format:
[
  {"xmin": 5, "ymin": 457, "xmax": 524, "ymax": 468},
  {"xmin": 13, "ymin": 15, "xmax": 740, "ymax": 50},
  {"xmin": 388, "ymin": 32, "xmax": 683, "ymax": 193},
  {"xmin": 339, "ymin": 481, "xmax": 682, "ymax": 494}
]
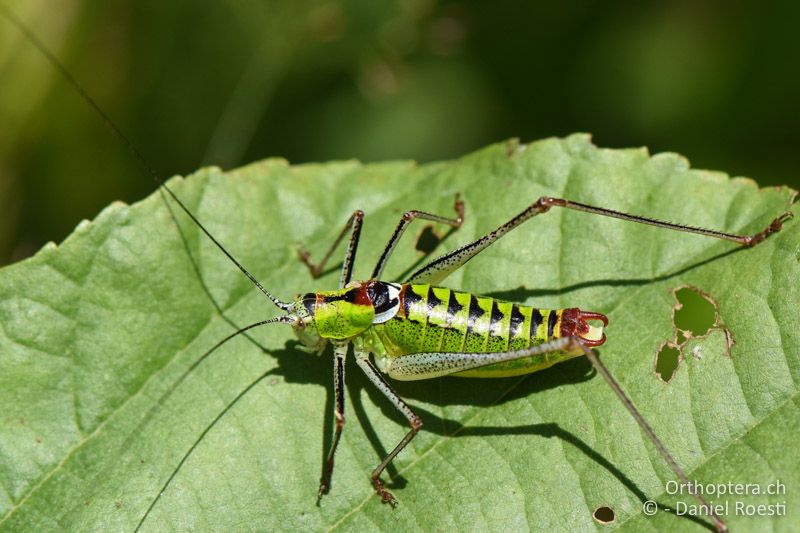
[
  {"xmin": 384, "ymin": 337, "xmax": 578, "ymax": 380},
  {"xmin": 576, "ymin": 341, "xmax": 728, "ymax": 533},
  {"xmin": 384, "ymin": 338, "xmax": 728, "ymax": 531},
  {"xmin": 371, "ymin": 193, "xmax": 464, "ymax": 280},
  {"xmin": 298, "ymin": 209, "xmax": 364, "ymax": 288},
  {"xmin": 532, "ymin": 197, "xmax": 791, "ymax": 246},
  {"xmin": 407, "ymin": 196, "xmax": 792, "ymax": 285},
  {"xmin": 355, "ymin": 352, "xmax": 422, "ymax": 506}
]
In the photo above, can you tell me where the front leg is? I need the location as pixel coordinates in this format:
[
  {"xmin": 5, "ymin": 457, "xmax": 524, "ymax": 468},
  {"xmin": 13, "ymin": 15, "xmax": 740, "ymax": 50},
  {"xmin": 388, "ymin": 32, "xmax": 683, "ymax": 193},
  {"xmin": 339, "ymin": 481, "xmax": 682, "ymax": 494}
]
[{"xmin": 318, "ymin": 341, "xmax": 349, "ymax": 502}]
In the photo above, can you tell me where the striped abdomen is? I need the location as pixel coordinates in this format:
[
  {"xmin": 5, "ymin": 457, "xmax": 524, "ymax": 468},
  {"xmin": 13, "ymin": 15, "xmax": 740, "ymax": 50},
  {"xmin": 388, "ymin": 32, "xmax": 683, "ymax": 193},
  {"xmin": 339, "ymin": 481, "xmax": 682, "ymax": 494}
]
[{"xmin": 372, "ymin": 284, "xmax": 579, "ymax": 377}]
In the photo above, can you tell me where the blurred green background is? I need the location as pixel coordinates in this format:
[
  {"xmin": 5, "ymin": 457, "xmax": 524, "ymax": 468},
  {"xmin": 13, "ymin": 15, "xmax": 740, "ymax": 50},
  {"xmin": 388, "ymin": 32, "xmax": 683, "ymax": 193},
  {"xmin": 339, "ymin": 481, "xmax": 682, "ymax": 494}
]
[{"xmin": 1, "ymin": 0, "xmax": 798, "ymax": 265}]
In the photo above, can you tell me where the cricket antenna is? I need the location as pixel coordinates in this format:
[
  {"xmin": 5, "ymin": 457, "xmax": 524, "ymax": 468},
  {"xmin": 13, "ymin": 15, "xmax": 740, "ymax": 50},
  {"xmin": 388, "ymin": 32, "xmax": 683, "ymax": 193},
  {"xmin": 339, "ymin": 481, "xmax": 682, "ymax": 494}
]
[
  {"xmin": 1, "ymin": 5, "xmax": 292, "ymax": 312},
  {"xmin": 129, "ymin": 315, "xmax": 294, "ymax": 451}
]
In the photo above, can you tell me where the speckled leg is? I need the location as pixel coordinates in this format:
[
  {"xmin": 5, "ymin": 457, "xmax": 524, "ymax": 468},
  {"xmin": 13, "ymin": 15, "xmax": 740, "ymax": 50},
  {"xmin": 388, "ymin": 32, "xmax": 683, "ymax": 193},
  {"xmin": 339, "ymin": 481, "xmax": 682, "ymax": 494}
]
[
  {"xmin": 317, "ymin": 341, "xmax": 349, "ymax": 502},
  {"xmin": 298, "ymin": 209, "xmax": 364, "ymax": 288},
  {"xmin": 408, "ymin": 196, "xmax": 791, "ymax": 285},
  {"xmin": 355, "ymin": 351, "xmax": 422, "ymax": 507},
  {"xmin": 371, "ymin": 193, "xmax": 464, "ymax": 279}
]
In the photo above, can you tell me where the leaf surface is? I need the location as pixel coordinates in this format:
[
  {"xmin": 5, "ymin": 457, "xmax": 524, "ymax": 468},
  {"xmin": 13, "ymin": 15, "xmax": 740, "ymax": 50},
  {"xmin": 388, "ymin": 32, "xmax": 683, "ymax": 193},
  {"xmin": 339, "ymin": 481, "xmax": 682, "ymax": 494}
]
[{"xmin": 0, "ymin": 135, "xmax": 798, "ymax": 532}]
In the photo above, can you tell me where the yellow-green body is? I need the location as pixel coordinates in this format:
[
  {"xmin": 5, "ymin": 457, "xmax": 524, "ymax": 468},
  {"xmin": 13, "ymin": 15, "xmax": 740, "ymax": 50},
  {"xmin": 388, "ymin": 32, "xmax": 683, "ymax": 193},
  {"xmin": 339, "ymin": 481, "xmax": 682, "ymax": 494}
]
[
  {"xmin": 372, "ymin": 284, "xmax": 576, "ymax": 378},
  {"xmin": 304, "ymin": 282, "xmax": 582, "ymax": 379}
]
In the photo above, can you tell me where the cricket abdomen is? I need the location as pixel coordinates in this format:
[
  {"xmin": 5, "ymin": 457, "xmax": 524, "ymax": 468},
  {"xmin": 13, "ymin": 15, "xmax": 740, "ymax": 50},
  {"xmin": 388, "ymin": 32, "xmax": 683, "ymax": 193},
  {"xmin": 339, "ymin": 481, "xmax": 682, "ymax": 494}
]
[{"xmin": 372, "ymin": 284, "xmax": 580, "ymax": 378}]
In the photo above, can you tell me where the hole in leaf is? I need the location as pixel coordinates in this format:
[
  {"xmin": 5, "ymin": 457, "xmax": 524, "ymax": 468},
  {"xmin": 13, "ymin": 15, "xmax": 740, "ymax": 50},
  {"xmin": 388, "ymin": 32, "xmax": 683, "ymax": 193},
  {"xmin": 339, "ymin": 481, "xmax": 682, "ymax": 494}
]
[
  {"xmin": 655, "ymin": 285, "xmax": 733, "ymax": 381},
  {"xmin": 655, "ymin": 343, "xmax": 681, "ymax": 383},
  {"xmin": 673, "ymin": 287, "xmax": 716, "ymax": 338},
  {"xmin": 593, "ymin": 505, "xmax": 615, "ymax": 524},
  {"xmin": 414, "ymin": 225, "xmax": 442, "ymax": 254}
]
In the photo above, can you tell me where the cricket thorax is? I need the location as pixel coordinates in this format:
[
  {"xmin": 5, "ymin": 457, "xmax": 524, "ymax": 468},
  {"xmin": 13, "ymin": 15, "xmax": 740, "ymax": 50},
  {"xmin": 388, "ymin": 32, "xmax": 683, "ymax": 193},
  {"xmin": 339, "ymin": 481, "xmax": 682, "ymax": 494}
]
[{"xmin": 293, "ymin": 281, "xmax": 403, "ymax": 344}]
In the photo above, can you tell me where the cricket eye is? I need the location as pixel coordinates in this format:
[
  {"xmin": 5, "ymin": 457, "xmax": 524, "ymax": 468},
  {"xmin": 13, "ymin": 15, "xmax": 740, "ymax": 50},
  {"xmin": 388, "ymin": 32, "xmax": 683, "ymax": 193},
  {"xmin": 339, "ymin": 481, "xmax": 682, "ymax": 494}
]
[{"xmin": 301, "ymin": 293, "xmax": 316, "ymax": 316}]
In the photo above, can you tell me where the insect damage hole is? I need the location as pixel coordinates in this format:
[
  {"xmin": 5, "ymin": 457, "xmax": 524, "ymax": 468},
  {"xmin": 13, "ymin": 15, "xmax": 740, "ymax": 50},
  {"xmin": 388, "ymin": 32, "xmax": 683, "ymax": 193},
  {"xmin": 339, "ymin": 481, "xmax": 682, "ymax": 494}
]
[
  {"xmin": 672, "ymin": 286, "xmax": 717, "ymax": 342},
  {"xmin": 655, "ymin": 342, "xmax": 682, "ymax": 383},
  {"xmin": 655, "ymin": 285, "xmax": 730, "ymax": 382},
  {"xmin": 592, "ymin": 505, "xmax": 615, "ymax": 525}
]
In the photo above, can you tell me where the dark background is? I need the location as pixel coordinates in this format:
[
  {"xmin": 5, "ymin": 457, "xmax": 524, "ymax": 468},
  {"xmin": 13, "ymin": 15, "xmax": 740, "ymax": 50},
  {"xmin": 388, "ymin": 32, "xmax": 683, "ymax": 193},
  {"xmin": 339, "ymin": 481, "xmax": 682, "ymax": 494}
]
[{"xmin": 2, "ymin": 0, "xmax": 798, "ymax": 264}]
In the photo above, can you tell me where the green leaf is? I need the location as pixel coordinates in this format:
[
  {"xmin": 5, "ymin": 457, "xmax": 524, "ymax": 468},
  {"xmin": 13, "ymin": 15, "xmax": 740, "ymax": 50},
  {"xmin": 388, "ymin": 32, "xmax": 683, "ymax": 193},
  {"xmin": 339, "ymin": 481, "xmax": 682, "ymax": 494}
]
[{"xmin": 1, "ymin": 135, "xmax": 797, "ymax": 532}]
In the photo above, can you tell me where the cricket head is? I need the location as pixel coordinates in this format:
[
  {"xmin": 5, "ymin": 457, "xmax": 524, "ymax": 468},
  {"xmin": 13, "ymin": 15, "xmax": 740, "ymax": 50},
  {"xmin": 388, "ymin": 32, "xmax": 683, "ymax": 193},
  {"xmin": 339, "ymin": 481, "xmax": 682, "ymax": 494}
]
[
  {"xmin": 287, "ymin": 280, "xmax": 403, "ymax": 351},
  {"xmin": 560, "ymin": 308, "xmax": 607, "ymax": 353},
  {"xmin": 288, "ymin": 281, "xmax": 383, "ymax": 351},
  {"xmin": 286, "ymin": 292, "xmax": 328, "ymax": 353}
]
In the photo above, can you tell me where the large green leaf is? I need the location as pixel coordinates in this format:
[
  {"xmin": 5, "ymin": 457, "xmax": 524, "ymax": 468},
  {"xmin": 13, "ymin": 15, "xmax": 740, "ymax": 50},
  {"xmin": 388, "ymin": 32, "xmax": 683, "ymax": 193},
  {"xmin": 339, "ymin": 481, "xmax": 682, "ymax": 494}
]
[{"xmin": 0, "ymin": 135, "xmax": 797, "ymax": 531}]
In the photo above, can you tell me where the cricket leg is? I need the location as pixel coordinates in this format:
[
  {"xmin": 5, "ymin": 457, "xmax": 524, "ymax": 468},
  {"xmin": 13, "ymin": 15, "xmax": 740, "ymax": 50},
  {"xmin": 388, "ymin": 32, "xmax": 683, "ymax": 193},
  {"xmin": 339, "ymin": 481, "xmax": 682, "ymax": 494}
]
[
  {"xmin": 384, "ymin": 338, "xmax": 577, "ymax": 380},
  {"xmin": 578, "ymin": 342, "xmax": 728, "ymax": 533},
  {"xmin": 408, "ymin": 195, "xmax": 792, "ymax": 285},
  {"xmin": 371, "ymin": 193, "xmax": 464, "ymax": 279},
  {"xmin": 298, "ymin": 210, "xmax": 364, "ymax": 288},
  {"xmin": 318, "ymin": 341, "xmax": 349, "ymax": 502},
  {"xmin": 384, "ymin": 338, "xmax": 728, "ymax": 532},
  {"xmin": 355, "ymin": 351, "xmax": 423, "ymax": 507}
]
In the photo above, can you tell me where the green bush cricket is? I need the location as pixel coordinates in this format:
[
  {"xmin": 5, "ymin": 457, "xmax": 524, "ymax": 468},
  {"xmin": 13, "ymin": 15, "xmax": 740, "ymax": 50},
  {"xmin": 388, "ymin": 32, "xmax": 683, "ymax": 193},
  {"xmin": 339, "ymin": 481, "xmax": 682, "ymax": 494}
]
[
  {"xmin": 265, "ymin": 195, "xmax": 787, "ymax": 533},
  {"xmin": 129, "ymin": 184, "xmax": 787, "ymax": 533},
  {"xmin": 3, "ymin": 7, "xmax": 795, "ymax": 533}
]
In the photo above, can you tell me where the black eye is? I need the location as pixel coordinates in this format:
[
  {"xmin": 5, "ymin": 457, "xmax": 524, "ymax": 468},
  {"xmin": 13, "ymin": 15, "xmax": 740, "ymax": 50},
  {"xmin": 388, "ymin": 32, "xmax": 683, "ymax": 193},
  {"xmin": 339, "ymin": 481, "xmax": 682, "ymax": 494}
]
[{"xmin": 302, "ymin": 293, "xmax": 316, "ymax": 315}]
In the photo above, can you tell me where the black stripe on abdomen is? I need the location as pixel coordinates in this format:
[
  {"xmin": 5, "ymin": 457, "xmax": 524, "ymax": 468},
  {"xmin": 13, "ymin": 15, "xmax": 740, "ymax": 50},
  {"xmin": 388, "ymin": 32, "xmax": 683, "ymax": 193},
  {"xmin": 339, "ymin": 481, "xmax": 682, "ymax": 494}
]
[
  {"xmin": 547, "ymin": 311, "xmax": 558, "ymax": 339},
  {"xmin": 530, "ymin": 309, "xmax": 543, "ymax": 344}
]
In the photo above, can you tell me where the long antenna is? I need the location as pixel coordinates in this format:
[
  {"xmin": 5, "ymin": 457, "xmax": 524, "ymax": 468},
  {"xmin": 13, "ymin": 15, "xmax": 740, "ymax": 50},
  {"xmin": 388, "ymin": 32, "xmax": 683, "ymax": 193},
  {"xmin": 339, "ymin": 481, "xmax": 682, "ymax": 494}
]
[
  {"xmin": 1, "ymin": 4, "xmax": 291, "ymax": 312},
  {"xmin": 127, "ymin": 316, "xmax": 293, "ymax": 450}
]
